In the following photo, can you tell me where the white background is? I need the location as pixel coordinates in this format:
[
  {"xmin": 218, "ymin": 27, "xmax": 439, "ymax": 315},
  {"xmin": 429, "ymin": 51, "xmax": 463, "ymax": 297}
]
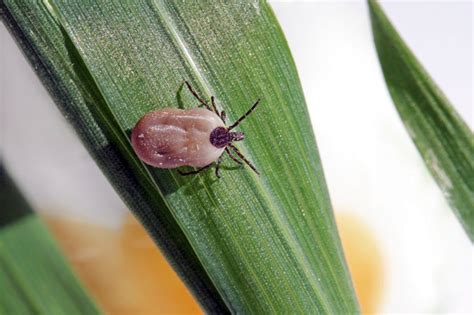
[
  {"xmin": 270, "ymin": 1, "xmax": 472, "ymax": 313},
  {"xmin": 1, "ymin": 1, "xmax": 472, "ymax": 313}
]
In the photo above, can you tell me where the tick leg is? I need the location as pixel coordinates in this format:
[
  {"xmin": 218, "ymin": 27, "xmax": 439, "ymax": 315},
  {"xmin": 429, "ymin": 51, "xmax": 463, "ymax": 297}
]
[
  {"xmin": 184, "ymin": 81, "xmax": 211, "ymax": 110},
  {"xmin": 211, "ymin": 96, "xmax": 226, "ymax": 123},
  {"xmin": 210, "ymin": 96, "xmax": 221, "ymax": 117},
  {"xmin": 215, "ymin": 157, "xmax": 222, "ymax": 178},
  {"xmin": 228, "ymin": 99, "xmax": 260, "ymax": 130},
  {"xmin": 178, "ymin": 163, "xmax": 212, "ymax": 176},
  {"xmin": 228, "ymin": 144, "xmax": 260, "ymax": 175},
  {"xmin": 225, "ymin": 147, "xmax": 242, "ymax": 165}
]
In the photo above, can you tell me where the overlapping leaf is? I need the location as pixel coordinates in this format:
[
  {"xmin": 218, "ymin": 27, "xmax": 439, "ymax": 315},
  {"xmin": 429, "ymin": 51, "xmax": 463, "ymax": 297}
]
[
  {"xmin": 369, "ymin": 0, "xmax": 474, "ymax": 241},
  {"xmin": 0, "ymin": 165, "xmax": 100, "ymax": 314}
]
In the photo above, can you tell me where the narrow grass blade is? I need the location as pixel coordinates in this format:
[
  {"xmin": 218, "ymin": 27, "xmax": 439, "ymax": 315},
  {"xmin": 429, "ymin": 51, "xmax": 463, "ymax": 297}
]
[
  {"xmin": 2, "ymin": 1, "xmax": 359, "ymax": 312},
  {"xmin": 0, "ymin": 164, "xmax": 101, "ymax": 314},
  {"xmin": 369, "ymin": 1, "xmax": 474, "ymax": 241}
]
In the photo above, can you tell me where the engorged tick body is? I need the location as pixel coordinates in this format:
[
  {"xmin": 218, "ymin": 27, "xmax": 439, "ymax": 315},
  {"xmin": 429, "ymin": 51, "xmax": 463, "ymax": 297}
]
[
  {"xmin": 131, "ymin": 108, "xmax": 225, "ymax": 168},
  {"xmin": 131, "ymin": 81, "xmax": 260, "ymax": 178}
]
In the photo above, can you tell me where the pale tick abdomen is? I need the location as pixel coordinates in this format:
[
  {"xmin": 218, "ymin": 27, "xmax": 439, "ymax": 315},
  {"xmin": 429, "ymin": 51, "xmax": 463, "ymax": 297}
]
[{"xmin": 131, "ymin": 108, "xmax": 225, "ymax": 168}]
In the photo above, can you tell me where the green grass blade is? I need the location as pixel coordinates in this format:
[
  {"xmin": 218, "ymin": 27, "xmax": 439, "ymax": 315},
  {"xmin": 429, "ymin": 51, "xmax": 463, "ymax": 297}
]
[
  {"xmin": 2, "ymin": 1, "xmax": 359, "ymax": 312},
  {"xmin": 0, "ymin": 164, "xmax": 101, "ymax": 314},
  {"xmin": 0, "ymin": 1, "xmax": 227, "ymax": 312},
  {"xmin": 368, "ymin": 1, "xmax": 474, "ymax": 241}
]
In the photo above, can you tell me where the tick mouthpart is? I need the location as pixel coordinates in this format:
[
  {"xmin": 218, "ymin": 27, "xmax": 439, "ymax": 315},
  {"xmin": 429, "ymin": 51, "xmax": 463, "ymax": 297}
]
[{"xmin": 230, "ymin": 131, "xmax": 244, "ymax": 142}]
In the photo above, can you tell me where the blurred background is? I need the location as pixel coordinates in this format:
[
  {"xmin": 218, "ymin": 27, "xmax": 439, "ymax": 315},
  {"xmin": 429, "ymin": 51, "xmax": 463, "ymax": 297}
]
[{"xmin": 1, "ymin": 1, "xmax": 472, "ymax": 314}]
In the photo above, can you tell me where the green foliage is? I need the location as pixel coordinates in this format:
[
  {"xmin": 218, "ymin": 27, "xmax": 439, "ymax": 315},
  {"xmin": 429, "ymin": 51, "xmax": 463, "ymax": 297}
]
[
  {"xmin": 369, "ymin": 0, "xmax": 474, "ymax": 241},
  {"xmin": 0, "ymin": 165, "xmax": 101, "ymax": 314},
  {"xmin": 2, "ymin": 1, "xmax": 359, "ymax": 312}
]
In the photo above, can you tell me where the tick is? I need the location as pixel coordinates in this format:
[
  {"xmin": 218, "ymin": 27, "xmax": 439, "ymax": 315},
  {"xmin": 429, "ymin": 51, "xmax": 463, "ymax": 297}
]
[{"xmin": 131, "ymin": 81, "xmax": 260, "ymax": 178}]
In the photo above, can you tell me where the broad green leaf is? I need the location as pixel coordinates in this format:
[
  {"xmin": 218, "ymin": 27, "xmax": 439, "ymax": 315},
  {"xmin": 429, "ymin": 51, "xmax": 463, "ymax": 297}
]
[
  {"xmin": 1, "ymin": 1, "xmax": 359, "ymax": 312},
  {"xmin": 0, "ymin": 164, "xmax": 101, "ymax": 314},
  {"xmin": 368, "ymin": 1, "xmax": 474, "ymax": 241}
]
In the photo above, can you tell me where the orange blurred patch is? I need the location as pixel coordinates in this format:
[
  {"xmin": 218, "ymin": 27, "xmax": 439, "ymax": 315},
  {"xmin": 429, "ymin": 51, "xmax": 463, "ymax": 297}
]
[
  {"xmin": 336, "ymin": 212, "xmax": 384, "ymax": 314},
  {"xmin": 46, "ymin": 212, "xmax": 383, "ymax": 314},
  {"xmin": 45, "ymin": 215, "xmax": 202, "ymax": 315}
]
